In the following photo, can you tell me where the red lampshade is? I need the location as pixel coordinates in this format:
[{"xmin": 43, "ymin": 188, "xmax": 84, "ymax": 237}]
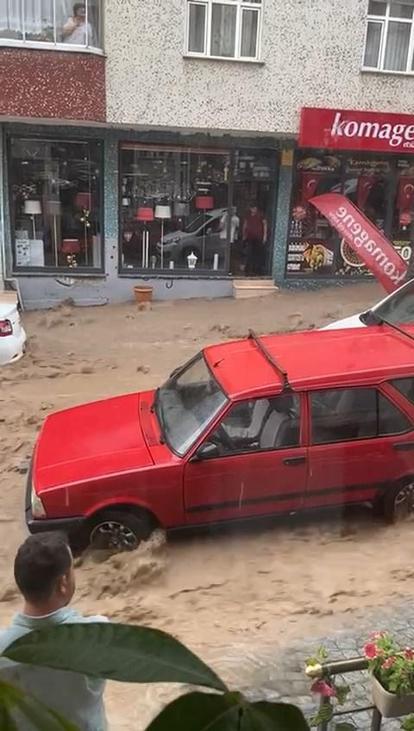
[
  {"xmin": 136, "ymin": 206, "xmax": 154, "ymax": 222},
  {"xmin": 195, "ymin": 196, "xmax": 214, "ymax": 210},
  {"xmin": 75, "ymin": 192, "xmax": 92, "ymax": 210}
]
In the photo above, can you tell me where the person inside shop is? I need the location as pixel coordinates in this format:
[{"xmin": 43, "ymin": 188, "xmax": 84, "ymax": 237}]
[
  {"xmin": 122, "ymin": 226, "xmax": 141, "ymax": 268},
  {"xmin": 62, "ymin": 3, "xmax": 94, "ymax": 45},
  {"xmin": 242, "ymin": 202, "xmax": 268, "ymax": 276}
]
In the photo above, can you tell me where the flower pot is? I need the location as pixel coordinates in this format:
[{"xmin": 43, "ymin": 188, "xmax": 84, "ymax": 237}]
[
  {"xmin": 372, "ymin": 674, "xmax": 414, "ymax": 718},
  {"xmin": 133, "ymin": 286, "xmax": 153, "ymax": 304}
]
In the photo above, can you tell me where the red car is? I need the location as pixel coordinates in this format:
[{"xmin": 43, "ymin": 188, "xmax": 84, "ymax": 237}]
[{"xmin": 26, "ymin": 325, "xmax": 414, "ymax": 551}]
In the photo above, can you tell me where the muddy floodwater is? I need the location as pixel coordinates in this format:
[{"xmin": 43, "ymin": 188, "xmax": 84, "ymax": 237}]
[{"xmin": 2, "ymin": 281, "xmax": 409, "ymax": 728}]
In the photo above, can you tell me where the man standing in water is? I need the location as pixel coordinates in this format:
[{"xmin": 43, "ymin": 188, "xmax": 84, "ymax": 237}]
[{"xmin": 0, "ymin": 532, "xmax": 108, "ymax": 731}]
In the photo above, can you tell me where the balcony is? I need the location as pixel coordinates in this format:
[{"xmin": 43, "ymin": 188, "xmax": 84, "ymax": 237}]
[{"xmin": 0, "ymin": 1, "xmax": 105, "ymax": 122}]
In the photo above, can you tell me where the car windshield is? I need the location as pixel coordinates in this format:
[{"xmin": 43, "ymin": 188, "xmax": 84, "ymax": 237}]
[
  {"xmin": 371, "ymin": 279, "xmax": 414, "ymax": 325},
  {"xmin": 156, "ymin": 353, "xmax": 228, "ymax": 456},
  {"xmin": 184, "ymin": 212, "xmax": 210, "ymax": 233}
]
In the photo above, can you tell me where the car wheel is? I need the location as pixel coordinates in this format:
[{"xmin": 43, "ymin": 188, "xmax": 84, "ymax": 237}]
[
  {"xmin": 88, "ymin": 510, "xmax": 154, "ymax": 552},
  {"xmin": 383, "ymin": 482, "xmax": 414, "ymax": 523}
]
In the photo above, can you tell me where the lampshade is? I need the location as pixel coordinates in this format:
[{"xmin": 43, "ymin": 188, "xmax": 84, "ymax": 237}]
[
  {"xmin": 155, "ymin": 204, "xmax": 172, "ymax": 220},
  {"xmin": 24, "ymin": 200, "xmax": 42, "ymax": 215},
  {"xmin": 174, "ymin": 201, "xmax": 190, "ymax": 217},
  {"xmin": 195, "ymin": 195, "xmax": 214, "ymax": 210},
  {"xmin": 75, "ymin": 192, "xmax": 92, "ymax": 210},
  {"xmin": 47, "ymin": 200, "xmax": 62, "ymax": 216},
  {"xmin": 121, "ymin": 198, "xmax": 130, "ymax": 207},
  {"xmin": 136, "ymin": 206, "xmax": 154, "ymax": 222}
]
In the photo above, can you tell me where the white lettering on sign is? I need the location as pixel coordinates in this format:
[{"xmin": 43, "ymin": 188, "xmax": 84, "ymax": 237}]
[
  {"xmin": 331, "ymin": 112, "xmax": 414, "ymax": 150},
  {"xmin": 334, "ymin": 205, "xmax": 406, "ymax": 286}
]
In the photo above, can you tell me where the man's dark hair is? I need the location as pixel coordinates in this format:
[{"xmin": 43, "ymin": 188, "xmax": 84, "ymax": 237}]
[
  {"xmin": 73, "ymin": 3, "xmax": 85, "ymax": 15},
  {"xmin": 14, "ymin": 533, "xmax": 72, "ymax": 603}
]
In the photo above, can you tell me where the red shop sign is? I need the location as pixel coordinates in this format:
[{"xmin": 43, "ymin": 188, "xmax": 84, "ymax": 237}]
[{"xmin": 300, "ymin": 107, "xmax": 414, "ymax": 154}]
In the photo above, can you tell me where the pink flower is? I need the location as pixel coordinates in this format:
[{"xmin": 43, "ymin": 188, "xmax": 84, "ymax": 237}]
[
  {"xmin": 369, "ymin": 632, "xmax": 386, "ymax": 641},
  {"xmin": 382, "ymin": 657, "xmax": 396, "ymax": 670},
  {"xmin": 405, "ymin": 649, "xmax": 414, "ymax": 660},
  {"xmin": 364, "ymin": 642, "xmax": 379, "ymax": 659},
  {"xmin": 311, "ymin": 680, "xmax": 337, "ymax": 698}
]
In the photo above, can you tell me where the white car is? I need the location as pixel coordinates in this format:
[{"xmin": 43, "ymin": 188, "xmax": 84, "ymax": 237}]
[
  {"xmin": 0, "ymin": 295, "xmax": 26, "ymax": 366},
  {"xmin": 324, "ymin": 278, "xmax": 414, "ymax": 331}
]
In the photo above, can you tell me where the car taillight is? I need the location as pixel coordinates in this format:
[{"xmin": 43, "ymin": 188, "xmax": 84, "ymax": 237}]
[
  {"xmin": 0, "ymin": 319, "xmax": 12, "ymax": 337},
  {"xmin": 31, "ymin": 487, "xmax": 46, "ymax": 518}
]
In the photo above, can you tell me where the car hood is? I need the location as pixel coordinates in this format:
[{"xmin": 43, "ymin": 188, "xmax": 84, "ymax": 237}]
[{"xmin": 34, "ymin": 393, "xmax": 153, "ymax": 492}]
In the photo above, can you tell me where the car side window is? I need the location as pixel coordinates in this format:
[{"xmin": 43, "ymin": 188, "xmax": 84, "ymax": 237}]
[
  {"xmin": 311, "ymin": 388, "xmax": 410, "ymax": 446},
  {"xmin": 391, "ymin": 377, "xmax": 414, "ymax": 406},
  {"xmin": 206, "ymin": 394, "xmax": 301, "ymax": 457}
]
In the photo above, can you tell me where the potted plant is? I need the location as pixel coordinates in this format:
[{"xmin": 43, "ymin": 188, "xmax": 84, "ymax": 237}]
[{"xmin": 364, "ymin": 631, "xmax": 414, "ymax": 719}]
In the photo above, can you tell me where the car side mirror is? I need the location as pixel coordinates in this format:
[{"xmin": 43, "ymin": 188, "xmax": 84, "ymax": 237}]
[{"xmin": 191, "ymin": 442, "xmax": 219, "ymax": 462}]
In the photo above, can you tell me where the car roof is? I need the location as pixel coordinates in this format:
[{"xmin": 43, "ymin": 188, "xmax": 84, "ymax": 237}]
[{"xmin": 203, "ymin": 325, "xmax": 414, "ymax": 399}]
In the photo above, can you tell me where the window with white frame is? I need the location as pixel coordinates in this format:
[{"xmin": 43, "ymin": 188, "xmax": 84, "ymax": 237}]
[
  {"xmin": 0, "ymin": 0, "xmax": 102, "ymax": 49},
  {"xmin": 363, "ymin": 0, "xmax": 414, "ymax": 72},
  {"xmin": 186, "ymin": 0, "xmax": 262, "ymax": 60}
]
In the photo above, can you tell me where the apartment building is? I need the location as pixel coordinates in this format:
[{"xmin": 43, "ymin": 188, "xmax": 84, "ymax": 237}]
[{"xmin": 0, "ymin": 0, "xmax": 413, "ymax": 306}]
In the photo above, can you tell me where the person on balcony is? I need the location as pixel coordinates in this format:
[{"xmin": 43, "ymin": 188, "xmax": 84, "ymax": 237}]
[{"xmin": 62, "ymin": 3, "xmax": 94, "ymax": 45}]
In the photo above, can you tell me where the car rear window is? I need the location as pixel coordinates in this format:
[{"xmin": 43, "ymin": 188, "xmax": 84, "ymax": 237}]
[
  {"xmin": 311, "ymin": 387, "xmax": 411, "ymax": 445},
  {"xmin": 391, "ymin": 378, "xmax": 414, "ymax": 406}
]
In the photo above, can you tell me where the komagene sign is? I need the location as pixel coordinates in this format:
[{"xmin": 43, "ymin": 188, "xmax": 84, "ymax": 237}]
[
  {"xmin": 300, "ymin": 107, "xmax": 414, "ymax": 154},
  {"xmin": 310, "ymin": 193, "xmax": 407, "ymax": 293}
]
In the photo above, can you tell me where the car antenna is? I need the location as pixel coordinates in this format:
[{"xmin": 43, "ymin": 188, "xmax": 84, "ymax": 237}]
[
  {"xmin": 368, "ymin": 312, "xmax": 414, "ymax": 344},
  {"xmin": 248, "ymin": 329, "xmax": 291, "ymax": 391}
]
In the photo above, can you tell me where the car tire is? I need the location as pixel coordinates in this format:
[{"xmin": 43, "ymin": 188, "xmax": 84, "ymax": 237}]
[
  {"xmin": 383, "ymin": 481, "xmax": 414, "ymax": 523},
  {"xmin": 85, "ymin": 509, "xmax": 154, "ymax": 552}
]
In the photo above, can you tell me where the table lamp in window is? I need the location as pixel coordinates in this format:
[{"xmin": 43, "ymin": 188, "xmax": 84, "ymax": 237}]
[
  {"xmin": 24, "ymin": 200, "xmax": 42, "ymax": 240},
  {"xmin": 136, "ymin": 206, "xmax": 154, "ymax": 268},
  {"xmin": 155, "ymin": 204, "xmax": 171, "ymax": 269},
  {"xmin": 195, "ymin": 195, "xmax": 214, "ymax": 265}
]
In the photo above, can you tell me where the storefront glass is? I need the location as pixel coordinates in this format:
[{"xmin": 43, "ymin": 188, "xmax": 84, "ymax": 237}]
[
  {"xmin": 286, "ymin": 150, "xmax": 413, "ymax": 278},
  {"xmin": 119, "ymin": 144, "xmax": 276, "ymax": 276},
  {"xmin": 9, "ymin": 137, "xmax": 102, "ymax": 271}
]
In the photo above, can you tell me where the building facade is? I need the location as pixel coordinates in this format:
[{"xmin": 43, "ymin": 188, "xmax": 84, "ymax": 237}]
[{"xmin": 1, "ymin": 0, "xmax": 414, "ymax": 307}]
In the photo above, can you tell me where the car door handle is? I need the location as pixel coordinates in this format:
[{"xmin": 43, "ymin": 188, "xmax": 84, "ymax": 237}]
[
  {"xmin": 393, "ymin": 442, "xmax": 414, "ymax": 452},
  {"xmin": 283, "ymin": 456, "xmax": 306, "ymax": 466}
]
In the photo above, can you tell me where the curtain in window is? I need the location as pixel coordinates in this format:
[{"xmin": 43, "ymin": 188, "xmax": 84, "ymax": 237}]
[
  {"xmin": 0, "ymin": 0, "xmax": 23, "ymax": 37},
  {"xmin": 364, "ymin": 20, "xmax": 382, "ymax": 67},
  {"xmin": 188, "ymin": 3, "xmax": 205, "ymax": 52},
  {"xmin": 383, "ymin": 20, "xmax": 410, "ymax": 70},
  {"xmin": 24, "ymin": 0, "xmax": 54, "ymax": 38},
  {"xmin": 211, "ymin": 3, "xmax": 237, "ymax": 57},
  {"xmin": 241, "ymin": 8, "xmax": 258, "ymax": 57}
]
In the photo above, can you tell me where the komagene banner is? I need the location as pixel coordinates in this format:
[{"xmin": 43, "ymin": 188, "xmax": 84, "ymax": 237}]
[{"xmin": 310, "ymin": 193, "xmax": 408, "ymax": 293}]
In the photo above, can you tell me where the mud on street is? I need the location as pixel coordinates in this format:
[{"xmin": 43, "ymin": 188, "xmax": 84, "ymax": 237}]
[{"xmin": 1, "ymin": 281, "xmax": 412, "ymax": 729}]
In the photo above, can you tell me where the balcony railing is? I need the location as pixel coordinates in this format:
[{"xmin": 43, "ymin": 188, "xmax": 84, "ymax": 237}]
[{"xmin": 305, "ymin": 656, "xmax": 387, "ymax": 730}]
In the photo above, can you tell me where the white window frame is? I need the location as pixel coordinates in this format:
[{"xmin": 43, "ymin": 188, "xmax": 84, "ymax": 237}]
[
  {"xmin": 185, "ymin": 0, "xmax": 263, "ymax": 62},
  {"xmin": 362, "ymin": 1, "xmax": 414, "ymax": 74},
  {"xmin": 0, "ymin": 0, "xmax": 103, "ymax": 54}
]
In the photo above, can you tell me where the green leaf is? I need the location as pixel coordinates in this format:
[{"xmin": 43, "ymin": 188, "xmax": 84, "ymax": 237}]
[
  {"xmin": 3, "ymin": 623, "xmax": 226, "ymax": 692},
  {"xmin": 334, "ymin": 724, "xmax": 357, "ymax": 731},
  {"xmin": 146, "ymin": 692, "xmax": 310, "ymax": 731},
  {"xmin": 0, "ymin": 678, "xmax": 79, "ymax": 731}
]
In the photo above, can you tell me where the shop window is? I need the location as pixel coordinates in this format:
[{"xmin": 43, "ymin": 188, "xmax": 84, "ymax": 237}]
[
  {"xmin": 285, "ymin": 151, "xmax": 397, "ymax": 279},
  {"xmin": 9, "ymin": 137, "xmax": 103, "ymax": 271},
  {"xmin": 0, "ymin": 1, "xmax": 102, "ymax": 48},
  {"xmin": 119, "ymin": 144, "xmax": 275, "ymax": 277},
  {"xmin": 186, "ymin": 0, "xmax": 262, "ymax": 60},
  {"xmin": 363, "ymin": 1, "xmax": 414, "ymax": 73}
]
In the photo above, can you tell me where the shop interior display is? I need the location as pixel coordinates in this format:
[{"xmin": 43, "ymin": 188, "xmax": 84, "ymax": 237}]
[
  {"xmin": 10, "ymin": 137, "xmax": 101, "ymax": 270},
  {"xmin": 120, "ymin": 145, "xmax": 275, "ymax": 276}
]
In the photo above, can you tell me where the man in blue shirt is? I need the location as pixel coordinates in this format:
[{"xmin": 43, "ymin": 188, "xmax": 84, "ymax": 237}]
[{"xmin": 0, "ymin": 532, "xmax": 108, "ymax": 731}]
